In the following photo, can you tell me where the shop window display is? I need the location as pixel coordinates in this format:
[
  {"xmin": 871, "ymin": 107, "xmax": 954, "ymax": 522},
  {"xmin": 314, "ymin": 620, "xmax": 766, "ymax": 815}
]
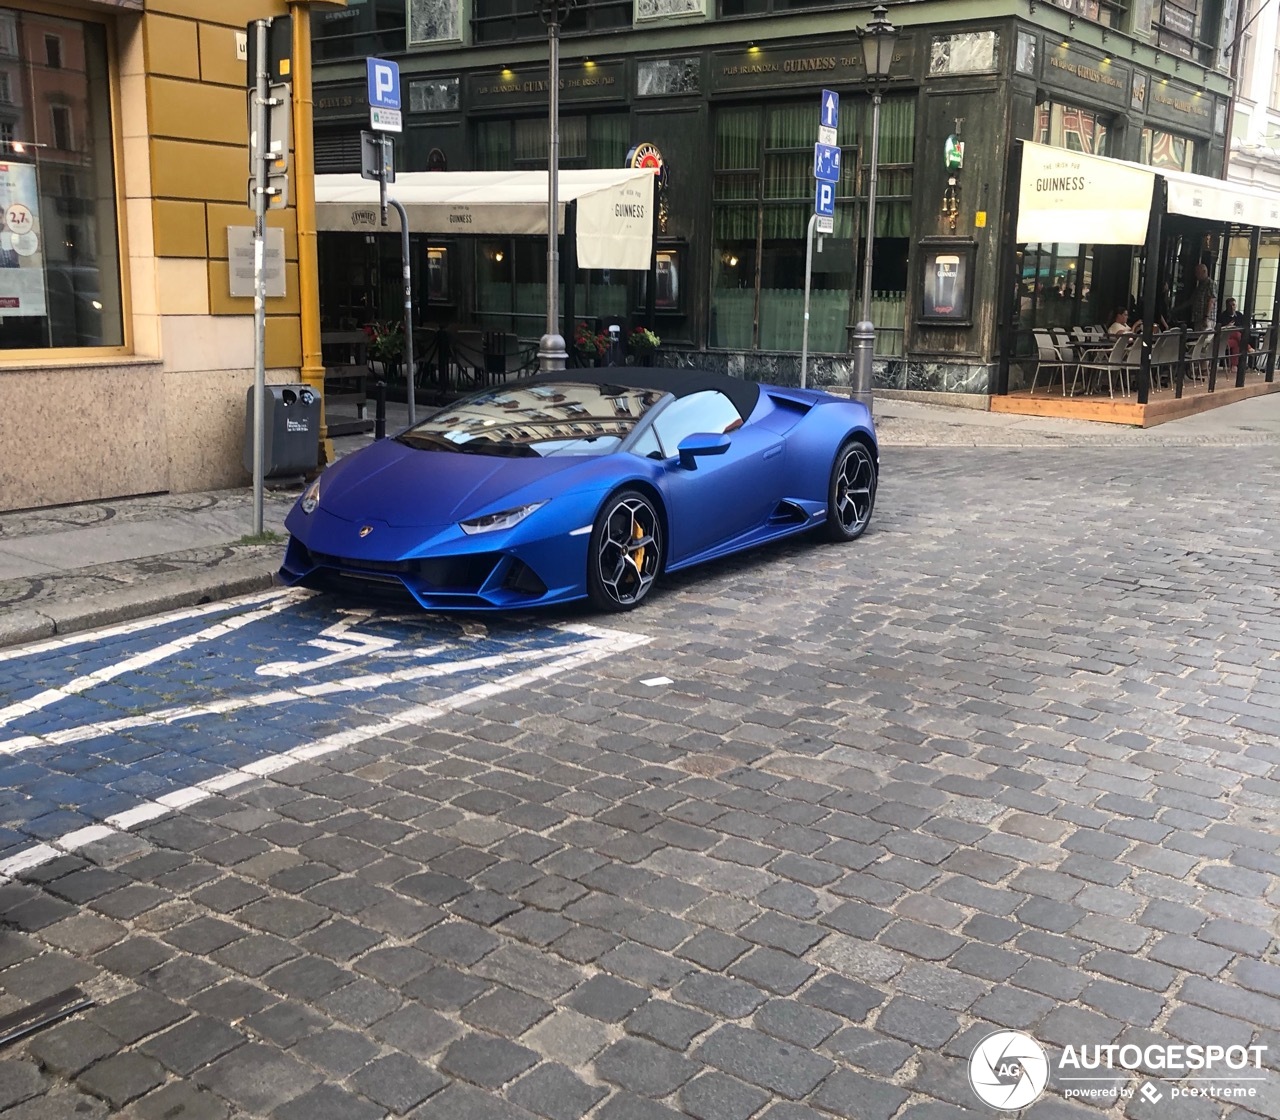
[{"xmin": 0, "ymin": 6, "xmax": 121, "ymax": 351}]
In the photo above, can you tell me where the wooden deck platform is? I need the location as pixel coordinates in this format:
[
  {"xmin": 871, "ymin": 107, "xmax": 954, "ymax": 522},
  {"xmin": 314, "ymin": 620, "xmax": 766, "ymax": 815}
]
[{"xmin": 992, "ymin": 375, "xmax": 1280, "ymax": 427}]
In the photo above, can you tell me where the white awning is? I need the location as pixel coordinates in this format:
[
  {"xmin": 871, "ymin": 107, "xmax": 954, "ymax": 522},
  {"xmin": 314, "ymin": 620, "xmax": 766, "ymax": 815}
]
[
  {"xmin": 1017, "ymin": 141, "xmax": 1155, "ymax": 245},
  {"xmin": 1017, "ymin": 140, "xmax": 1280, "ymax": 246},
  {"xmin": 315, "ymin": 168, "xmax": 656, "ymax": 270}
]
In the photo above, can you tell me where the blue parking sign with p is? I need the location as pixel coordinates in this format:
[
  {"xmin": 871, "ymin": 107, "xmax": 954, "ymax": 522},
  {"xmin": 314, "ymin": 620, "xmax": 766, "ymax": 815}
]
[
  {"xmin": 816, "ymin": 181, "xmax": 835, "ymax": 217},
  {"xmin": 367, "ymin": 57, "xmax": 401, "ymax": 110}
]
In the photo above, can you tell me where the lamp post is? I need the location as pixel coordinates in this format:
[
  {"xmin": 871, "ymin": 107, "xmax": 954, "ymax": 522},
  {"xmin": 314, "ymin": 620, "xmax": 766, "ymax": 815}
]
[
  {"xmin": 850, "ymin": 3, "xmax": 897, "ymax": 414},
  {"xmin": 536, "ymin": 0, "xmax": 576, "ymax": 371}
]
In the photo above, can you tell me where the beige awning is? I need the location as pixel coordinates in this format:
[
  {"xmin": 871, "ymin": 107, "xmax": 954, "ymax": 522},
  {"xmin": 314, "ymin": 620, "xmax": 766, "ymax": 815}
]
[
  {"xmin": 315, "ymin": 168, "xmax": 656, "ymax": 270},
  {"xmin": 1016, "ymin": 140, "xmax": 1280, "ymax": 246}
]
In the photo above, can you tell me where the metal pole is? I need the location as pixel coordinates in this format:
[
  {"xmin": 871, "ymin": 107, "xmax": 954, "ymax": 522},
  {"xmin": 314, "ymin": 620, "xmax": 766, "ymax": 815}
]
[
  {"xmin": 801, "ymin": 214, "xmax": 819, "ymax": 389},
  {"xmin": 251, "ymin": 19, "xmax": 269, "ymax": 536},
  {"xmin": 389, "ymin": 197, "xmax": 416, "ymax": 425},
  {"xmin": 539, "ymin": 16, "xmax": 567, "ymax": 370},
  {"xmin": 850, "ymin": 86, "xmax": 882, "ymax": 414},
  {"xmin": 288, "ymin": 2, "xmax": 332, "ymax": 465}
]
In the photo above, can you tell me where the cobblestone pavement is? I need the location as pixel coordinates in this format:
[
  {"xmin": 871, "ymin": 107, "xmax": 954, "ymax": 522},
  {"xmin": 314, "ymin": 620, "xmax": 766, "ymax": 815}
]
[{"xmin": 1, "ymin": 442, "xmax": 1278, "ymax": 1120}]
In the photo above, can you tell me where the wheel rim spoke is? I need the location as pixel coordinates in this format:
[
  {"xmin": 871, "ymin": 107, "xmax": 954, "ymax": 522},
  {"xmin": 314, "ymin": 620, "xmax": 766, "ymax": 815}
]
[
  {"xmin": 597, "ymin": 497, "xmax": 660, "ymax": 604},
  {"xmin": 835, "ymin": 448, "xmax": 875, "ymax": 531}
]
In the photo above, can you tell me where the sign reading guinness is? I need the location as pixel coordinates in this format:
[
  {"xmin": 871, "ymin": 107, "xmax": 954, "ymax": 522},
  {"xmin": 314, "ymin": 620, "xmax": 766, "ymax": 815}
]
[{"xmin": 710, "ymin": 39, "xmax": 915, "ymax": 95}]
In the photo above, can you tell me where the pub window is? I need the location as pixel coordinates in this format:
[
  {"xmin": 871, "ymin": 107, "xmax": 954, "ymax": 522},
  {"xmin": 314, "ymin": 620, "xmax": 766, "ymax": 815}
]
[
  {"xmin": 1140, "ymin": 127, "xmax": 1197, "ymax": 172},
  {"xmin": 474, "ymin": 115, "xmax": 631, "ymax": 335},
  {"xmin": 310, "ymin": 0, "xmax": 406, "ymax": 63},
  {"xmin": 1034, "ymin": 101, "xmax": 1111, "ymax": 156},
  {"xmin": 44, "ymin": 33, "xmax": 61, "ymax": 68},
  {"xmin": 0, "ymin": 121, "xmax": 12, "ymax": 149},
  {"xmin": 1040, "ymin": 0, "xmax": 1122, "ymax": 28},
  {"xmin": 472, "ymin": 0, "xmax": 629, "ymax": 44},
  {"xmin": 710, "ymin": 95, "xmax": 913, "ymax": 354},
  {"xmin": 0, "ymin": 7, "xmax": 122, "ymax": 352}
]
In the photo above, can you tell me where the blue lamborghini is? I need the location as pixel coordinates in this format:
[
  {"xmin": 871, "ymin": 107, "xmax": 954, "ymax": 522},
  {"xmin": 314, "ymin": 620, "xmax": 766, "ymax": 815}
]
[{"xmin": 279, "ymin": 369, "xmax": 877, "ymax": 612}]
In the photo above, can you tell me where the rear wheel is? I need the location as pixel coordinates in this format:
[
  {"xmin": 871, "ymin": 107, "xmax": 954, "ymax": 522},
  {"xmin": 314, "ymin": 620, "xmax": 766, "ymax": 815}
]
[
  {"xmin": 587, "ymin": 489, "xmax": 663, "ymax": 611},
  {"xmin": 824, "ymin": 439, "xmax": 877, "ymax": 542}
]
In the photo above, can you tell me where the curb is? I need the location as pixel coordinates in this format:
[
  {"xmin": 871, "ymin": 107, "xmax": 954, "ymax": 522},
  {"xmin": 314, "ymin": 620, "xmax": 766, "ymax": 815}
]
[{"xmin": 0, "ymin": 558, "xmax": 280, "ymax": 651}]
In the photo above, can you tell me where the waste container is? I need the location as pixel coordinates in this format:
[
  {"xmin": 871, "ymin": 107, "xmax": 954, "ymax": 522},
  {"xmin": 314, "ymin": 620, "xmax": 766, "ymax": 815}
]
[{"xmin": 243, "ymin": 384, "xmax": 320, "ymax": 478}]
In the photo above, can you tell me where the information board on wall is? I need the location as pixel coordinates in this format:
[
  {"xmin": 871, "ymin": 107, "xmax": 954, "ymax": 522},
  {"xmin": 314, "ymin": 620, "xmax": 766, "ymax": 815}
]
[{"xmin": 0, "ymin": 162, "xmax": 47, "ymax": 318}]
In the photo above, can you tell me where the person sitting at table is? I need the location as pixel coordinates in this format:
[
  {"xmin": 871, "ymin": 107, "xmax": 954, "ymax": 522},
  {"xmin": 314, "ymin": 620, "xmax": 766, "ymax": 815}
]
[
  {"xmin": 1107, "ymin": 307, "xmax": 1141, "ymax": 336},
  {"xmin": 1218, "ymin": 297, "xmax": 1252, "ymax": 358}
]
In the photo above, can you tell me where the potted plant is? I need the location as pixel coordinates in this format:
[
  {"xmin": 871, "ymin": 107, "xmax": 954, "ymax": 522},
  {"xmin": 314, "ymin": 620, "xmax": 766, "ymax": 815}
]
[
  {"xmin": 627, "ymin": 325, "xmax": 661, "ymax": 365},
  {"xmin": 363, "ymin": 319, "xmax": 404, "ymax": 380},
  {"xmin": 574, "ymin": 322, "xmax": 608, "ymax": 366}
]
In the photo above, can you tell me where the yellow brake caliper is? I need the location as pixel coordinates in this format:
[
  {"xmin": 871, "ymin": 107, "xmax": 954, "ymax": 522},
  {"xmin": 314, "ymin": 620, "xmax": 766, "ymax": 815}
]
[{"xmin": 628, "ymin": 516, "xmax": 646, "ymax": 575}]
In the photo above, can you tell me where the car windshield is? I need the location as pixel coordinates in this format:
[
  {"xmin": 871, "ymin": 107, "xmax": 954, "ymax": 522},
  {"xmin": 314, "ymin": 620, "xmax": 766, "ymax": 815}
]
[{"xmin": 396, "ymin": 382, "xmax": 668, "ymax": 457}]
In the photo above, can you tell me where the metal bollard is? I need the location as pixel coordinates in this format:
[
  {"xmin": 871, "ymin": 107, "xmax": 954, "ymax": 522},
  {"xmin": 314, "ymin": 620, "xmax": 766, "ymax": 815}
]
[{"xmin": 375, "ymin": 376, "xmax": 387, "ymax": 440}]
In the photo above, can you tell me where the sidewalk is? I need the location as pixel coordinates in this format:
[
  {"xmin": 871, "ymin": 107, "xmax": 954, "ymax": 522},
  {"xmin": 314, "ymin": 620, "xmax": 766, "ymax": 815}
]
[{"xmin": 1, "ymin": 391, "xmax": 1277, "ymax": 650}]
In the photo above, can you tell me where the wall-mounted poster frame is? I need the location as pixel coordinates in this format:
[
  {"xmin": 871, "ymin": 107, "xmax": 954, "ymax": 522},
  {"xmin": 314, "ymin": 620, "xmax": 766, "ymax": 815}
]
[
  {"xmin": 918, "ymin": 238, "xmax": 976, "ymax": 325},
  {"xmin": 638, "ymin": 241, "xmax": 685, "ymax": 314},
  {"xmin": 426, "ymin": 245, "xmax": 450, "ymax": 303}
]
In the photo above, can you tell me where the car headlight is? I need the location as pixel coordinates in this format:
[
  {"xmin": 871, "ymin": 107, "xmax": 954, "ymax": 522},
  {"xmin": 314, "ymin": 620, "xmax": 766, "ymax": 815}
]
[
  {"xmin": 459, "ymin": 502, "xmax": 545, "ymax": 535},
  {"xmin": 301, "ymin": 479, "xmax": 321, "ymax": 514}
]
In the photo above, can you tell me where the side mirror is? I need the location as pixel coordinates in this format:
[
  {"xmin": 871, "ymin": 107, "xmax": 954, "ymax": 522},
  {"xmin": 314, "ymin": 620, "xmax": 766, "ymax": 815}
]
[{"xmin": 677, "ymin": 432, "xmax": 731, "ymax": 470}]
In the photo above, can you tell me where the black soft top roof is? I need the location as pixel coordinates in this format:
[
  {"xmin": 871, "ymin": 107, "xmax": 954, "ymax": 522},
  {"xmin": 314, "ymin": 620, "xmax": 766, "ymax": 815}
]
[{"xmin": 527, "ymin": 368, "xmax": 761, "ymax": 421}]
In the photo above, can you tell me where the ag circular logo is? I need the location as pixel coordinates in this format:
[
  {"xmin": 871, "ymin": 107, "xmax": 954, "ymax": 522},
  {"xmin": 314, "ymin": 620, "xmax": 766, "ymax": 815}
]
[{"xmin": 969, "ymin": 1030, "xmax": 1050, "ymax": 1110}]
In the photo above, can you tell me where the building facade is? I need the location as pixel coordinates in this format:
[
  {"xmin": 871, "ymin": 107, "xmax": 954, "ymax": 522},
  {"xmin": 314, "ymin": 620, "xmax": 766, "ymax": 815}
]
[
  {"xmin": 0, "ymin": 0, "xmax": 324, "ymax": 514},
  {"xmin": 309, "ymin": 0, "xmax": 1238, "ymax": 400},
  {"xmin": 1225, "ymin": 0, "xmax": 1280, "ymax": 191}
]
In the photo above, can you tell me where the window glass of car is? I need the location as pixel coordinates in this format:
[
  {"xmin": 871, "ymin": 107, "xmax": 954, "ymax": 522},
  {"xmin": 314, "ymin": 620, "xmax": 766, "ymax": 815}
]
[
  {"xmin": 651, "ymin": 391, "xmax": 741, "ymax": 458},
  {"xmin": 397, "ymin": 382, "xmax": 667, "ymax": 457}
]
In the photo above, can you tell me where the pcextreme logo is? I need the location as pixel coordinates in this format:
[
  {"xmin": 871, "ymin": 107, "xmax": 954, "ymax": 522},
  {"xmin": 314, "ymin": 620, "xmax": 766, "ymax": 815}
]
[{"xmin": 969, "ymin": 1031, "xmax": 1050, "ymax": 1110}]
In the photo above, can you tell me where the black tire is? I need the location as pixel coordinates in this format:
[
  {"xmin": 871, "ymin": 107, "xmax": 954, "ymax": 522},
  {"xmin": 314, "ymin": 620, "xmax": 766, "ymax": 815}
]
[
  {"xmin": 824, "ymin": 438, "xmax": 877, "ymax": 542},
  {"xmin": 586, "ymin": 489, "xmax": 663, "ymax": 611}
]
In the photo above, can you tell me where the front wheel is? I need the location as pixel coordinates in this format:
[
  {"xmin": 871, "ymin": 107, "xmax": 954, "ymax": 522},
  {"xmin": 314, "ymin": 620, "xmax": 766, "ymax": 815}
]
[
  {"xmin": 824, "ymin": 439, "xmax": 877, "ymax": 542},
  {"xmin": 586, "ymin": 489, "xmax": 663, "ymax": 611}
]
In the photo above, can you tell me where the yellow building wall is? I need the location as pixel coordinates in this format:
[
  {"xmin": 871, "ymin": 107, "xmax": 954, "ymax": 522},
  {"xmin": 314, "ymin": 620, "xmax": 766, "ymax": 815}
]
[{"xmin": 0, "ymin": 0, "xmax": 336, "ymax": 512}]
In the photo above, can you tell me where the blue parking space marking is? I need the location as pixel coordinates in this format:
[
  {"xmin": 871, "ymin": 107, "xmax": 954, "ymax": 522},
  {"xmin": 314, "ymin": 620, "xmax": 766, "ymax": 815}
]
[{"xmin": 0, "ymin": 589, "xmax": 647, "ymax": 874}]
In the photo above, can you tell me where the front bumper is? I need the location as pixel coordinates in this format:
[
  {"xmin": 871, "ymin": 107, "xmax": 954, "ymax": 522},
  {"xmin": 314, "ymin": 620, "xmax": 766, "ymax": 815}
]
[{"xmin": 279, "ymin": 510, "xmax": 588, "ymax": 611}]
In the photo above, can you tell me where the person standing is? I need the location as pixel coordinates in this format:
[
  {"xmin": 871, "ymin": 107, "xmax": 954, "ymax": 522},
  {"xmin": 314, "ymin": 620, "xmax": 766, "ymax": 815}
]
[{"xmin": 1188, "ymin": 262, "xmax": 1217, "ymax": 331}]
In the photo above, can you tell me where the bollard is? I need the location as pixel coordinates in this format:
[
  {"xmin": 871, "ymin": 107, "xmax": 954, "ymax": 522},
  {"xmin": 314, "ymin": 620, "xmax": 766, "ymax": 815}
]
[{"xmin": 375, "ymin": 376, "xmax": 387, "ymax": 440}]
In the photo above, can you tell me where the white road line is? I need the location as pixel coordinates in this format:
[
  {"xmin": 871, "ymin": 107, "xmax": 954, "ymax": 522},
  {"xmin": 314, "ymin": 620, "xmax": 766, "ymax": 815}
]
[
  {"xmin": 0, "ymin": 591, "xmax": 306, "ymax": 729},
  {"xmin": 0, "ymin": 587, "xmax": 296, "ymax": 664},
  {"xmin": 0, "ymin": 628, "xmax": 650, "ymax": 882},
  {"xmin": 0, "ymin": 642, "xmax": 571, "ymax": 756}
]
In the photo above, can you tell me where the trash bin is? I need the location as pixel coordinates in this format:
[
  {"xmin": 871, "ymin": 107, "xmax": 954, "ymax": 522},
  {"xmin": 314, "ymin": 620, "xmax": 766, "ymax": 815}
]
[{"xmin": 243, "ymin": 384, "xmax": 320, "ymax": 478}]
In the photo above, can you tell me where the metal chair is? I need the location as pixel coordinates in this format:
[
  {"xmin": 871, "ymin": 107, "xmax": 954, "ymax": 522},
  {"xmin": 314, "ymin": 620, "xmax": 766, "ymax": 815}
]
[
  {"xmin": 1030, "ymin": 330, "xmax": 1070, "ymax": 396},
  {"xmin": 1073, "ymin": 333, "xmax": 1136, "ymax": 398}
]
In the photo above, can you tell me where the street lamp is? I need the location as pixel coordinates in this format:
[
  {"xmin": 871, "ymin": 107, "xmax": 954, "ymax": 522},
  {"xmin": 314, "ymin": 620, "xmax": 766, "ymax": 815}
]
[
  {"xmin": 850, "ymin": 3, "xmax": 897, "ymax": 414},
  {"xmin": 536, "ymin": 0, "xmax": 577, "ymax": 371}
]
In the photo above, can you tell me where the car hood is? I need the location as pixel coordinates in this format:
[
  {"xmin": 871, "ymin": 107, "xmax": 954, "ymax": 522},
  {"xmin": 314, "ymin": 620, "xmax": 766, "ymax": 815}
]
[{"xmin": 316, "ymin": 437, "xmax": 592, "ymax": 527}]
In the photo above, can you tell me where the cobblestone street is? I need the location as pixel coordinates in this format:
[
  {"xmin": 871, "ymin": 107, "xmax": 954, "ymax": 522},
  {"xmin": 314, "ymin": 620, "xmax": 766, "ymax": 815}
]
[{"xmin": 1, "ymin": 441, "xmax": 1278, "ymax": 1119}]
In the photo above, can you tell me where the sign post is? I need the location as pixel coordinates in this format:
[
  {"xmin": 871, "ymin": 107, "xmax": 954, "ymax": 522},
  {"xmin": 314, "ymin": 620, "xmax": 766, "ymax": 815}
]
[
  {"xmin": 803, "ymin": 90, "xmax": 841, "ymax": 389},
  {"xmin": 366, "ymin": 58, "xmax": 415, "ymax": 426},
  {"xmin": 249, "ymin": 19, "xmax": 270, "ymax": 535}
]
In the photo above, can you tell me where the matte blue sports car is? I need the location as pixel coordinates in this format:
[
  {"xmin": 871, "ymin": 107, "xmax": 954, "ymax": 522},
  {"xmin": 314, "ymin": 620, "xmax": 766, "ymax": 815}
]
[{"xmin": 279, "ymin": 369, "xmax": 877, "ymax": 612}]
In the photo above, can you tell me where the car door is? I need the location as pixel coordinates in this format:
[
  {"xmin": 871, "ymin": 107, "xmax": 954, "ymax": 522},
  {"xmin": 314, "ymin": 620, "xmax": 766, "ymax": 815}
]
[{"xmin": 649, "ymin": 390, "xmax": 785, "ymax": 562}]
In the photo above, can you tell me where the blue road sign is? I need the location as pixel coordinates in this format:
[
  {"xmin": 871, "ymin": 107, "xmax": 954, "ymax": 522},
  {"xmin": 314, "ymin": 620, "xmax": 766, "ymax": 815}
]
[
  {"xmin": 815, "ymin": 181, "xmax": 835, "ymax": 218},
  {"xmin": 821, "ymin": 89, "xmax": 840, "ymax": 130},
  {"xmin": 367, "ymin": 57, "xmax": 401, "ymax": 110},
  {"xmin": 814, "ymin": 143, "xmax": 841, "ymax": 183}
]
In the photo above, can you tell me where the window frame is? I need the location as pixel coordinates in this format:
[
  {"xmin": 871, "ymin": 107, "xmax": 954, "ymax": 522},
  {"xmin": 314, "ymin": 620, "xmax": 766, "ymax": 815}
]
[{"xmin": 0, "ymin": 1, "xmax": 129, "ymax": 360}]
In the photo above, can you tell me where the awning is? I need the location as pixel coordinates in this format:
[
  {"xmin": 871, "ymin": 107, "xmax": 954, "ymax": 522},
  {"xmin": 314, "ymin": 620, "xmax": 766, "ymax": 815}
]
[
  {"xmin": 1016, "ymin": 140, "xmax": 1280, "ymax": 246},
  {"xmin": 314, "ymin": 168, "xmax": 656, "ymax": 270}
]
